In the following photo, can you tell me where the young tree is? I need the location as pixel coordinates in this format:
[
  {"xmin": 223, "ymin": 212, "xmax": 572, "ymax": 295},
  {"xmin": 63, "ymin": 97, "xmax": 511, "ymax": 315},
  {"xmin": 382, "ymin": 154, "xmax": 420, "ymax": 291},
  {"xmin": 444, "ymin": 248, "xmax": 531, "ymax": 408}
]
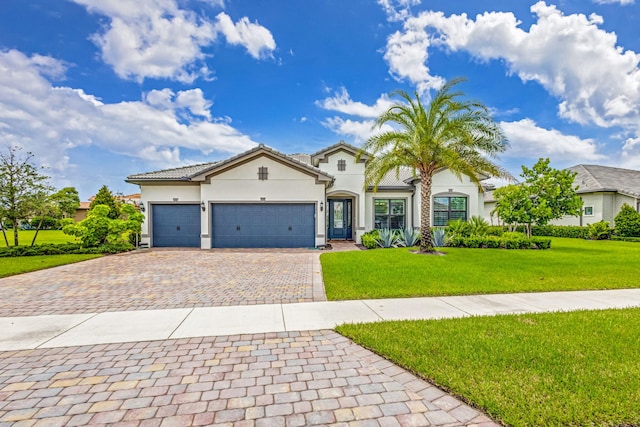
[
  {"xmin": 0, "ymin": 145, "xmax": 52, "ymax": 246},
  {"xmin": 362, "ymin": 78, "xmax": 511, "ymax": 253},
  {"xmin": 90, "ymin": 185, "xmax": 120, "ymax": 219},
  {"xmin": 50, "ymin": 187, "xmax": 80, "ymax": 219},
  {"xmin": 492, "ymin": 158, "xmax": 583, "ymax": 237}
]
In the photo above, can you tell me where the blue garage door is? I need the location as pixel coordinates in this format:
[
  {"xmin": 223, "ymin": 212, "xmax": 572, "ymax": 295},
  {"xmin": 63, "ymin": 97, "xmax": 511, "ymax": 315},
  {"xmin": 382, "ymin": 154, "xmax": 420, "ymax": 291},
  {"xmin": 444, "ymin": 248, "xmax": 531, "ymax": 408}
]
[
  {"xmin": 212, "ymin": 204, "xmax": 315, "ymax": 248},
  {"xmin": 152, "ymin": 204, "xmax": 201, "ymax": 247}
]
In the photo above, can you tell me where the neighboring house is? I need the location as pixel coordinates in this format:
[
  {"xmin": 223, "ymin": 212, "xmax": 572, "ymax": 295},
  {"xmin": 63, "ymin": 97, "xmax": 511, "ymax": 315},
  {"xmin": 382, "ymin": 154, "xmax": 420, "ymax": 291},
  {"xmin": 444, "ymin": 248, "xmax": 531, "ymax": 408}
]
[
  {"xmin": 73, "ymin": 202, "xmax": 91, "ymax": 222},
  {"xmin": 484, "ymin": 164, "xmax": 640, "ymax": 227},
  {"xmin": 126, "ymin": 142, "xmax": 489, "ymax": 248}
]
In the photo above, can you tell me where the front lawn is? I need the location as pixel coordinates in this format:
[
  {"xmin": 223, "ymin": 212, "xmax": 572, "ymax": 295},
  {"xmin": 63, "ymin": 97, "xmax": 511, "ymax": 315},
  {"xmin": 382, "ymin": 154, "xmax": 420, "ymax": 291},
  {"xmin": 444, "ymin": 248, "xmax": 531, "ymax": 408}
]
[
  {"xmin": 337, "ymin": 308, "xmax": 640, "ymax": 427},
  {"xmin": 322, "ymin": 237, "xmax": 640, "ymax": 300},
  {"xmin": 0, "ymin": 254, "xmax": 101, "ymax": 278},
  {"xmin": 1, "ymin": 229, "xmax": 76, "ymax": 247}
]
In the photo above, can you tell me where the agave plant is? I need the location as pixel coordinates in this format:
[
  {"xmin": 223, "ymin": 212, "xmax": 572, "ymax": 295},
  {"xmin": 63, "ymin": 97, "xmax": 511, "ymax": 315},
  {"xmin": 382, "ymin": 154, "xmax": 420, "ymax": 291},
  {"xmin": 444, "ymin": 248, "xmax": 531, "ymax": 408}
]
[
  {"xmin": 376, "ymin": 228, "xmax": 399, "ymax": 248},
  {"xmin": 431, "ymin": 227, "xmax": 446, "ymax": 247},
  {"xmin": 397, "ymin": 227, "xmax": 420, "ymax": 247}
]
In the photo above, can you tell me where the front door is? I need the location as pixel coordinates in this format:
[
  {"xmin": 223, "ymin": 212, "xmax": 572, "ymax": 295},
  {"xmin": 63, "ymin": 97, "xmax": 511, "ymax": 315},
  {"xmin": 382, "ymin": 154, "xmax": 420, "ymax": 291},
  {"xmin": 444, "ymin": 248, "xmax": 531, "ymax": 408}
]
[{"xmin": 328, "ymin": 199, "xmax": 352, "ymax": 240}]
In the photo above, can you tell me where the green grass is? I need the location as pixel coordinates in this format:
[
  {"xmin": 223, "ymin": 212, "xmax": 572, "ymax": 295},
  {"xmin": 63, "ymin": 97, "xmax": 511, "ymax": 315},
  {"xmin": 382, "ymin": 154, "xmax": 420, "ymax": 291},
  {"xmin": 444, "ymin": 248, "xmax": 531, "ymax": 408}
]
[
  {"xmin": 1, "ymin": 229, "xmax": 77, "ymax": 247},
  {"xmin": 337, "ymin": 308, "xmax": 640, "ymax": 427},
  {"xmin": 322, "ymin": 238, "xmax": 640, "ymax": 300},
  {"xmin": 0, "ymin": 254, "xmax": 101, "ymax": 278}
]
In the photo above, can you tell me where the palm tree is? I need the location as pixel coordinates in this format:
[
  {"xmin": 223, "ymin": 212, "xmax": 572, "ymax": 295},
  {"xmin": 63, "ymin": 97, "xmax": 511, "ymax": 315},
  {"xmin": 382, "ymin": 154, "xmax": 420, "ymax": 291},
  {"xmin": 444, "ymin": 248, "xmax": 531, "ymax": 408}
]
[{"xmin": 362, "ymin": 78, "xmax": 510, "ymax": 253}]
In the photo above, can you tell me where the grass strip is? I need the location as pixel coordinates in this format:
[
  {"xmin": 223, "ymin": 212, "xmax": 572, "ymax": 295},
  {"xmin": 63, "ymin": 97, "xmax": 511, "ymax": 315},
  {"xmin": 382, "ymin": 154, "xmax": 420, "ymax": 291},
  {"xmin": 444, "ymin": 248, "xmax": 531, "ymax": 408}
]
[
  {"xmin": 337, "ymin": 308, "xmax": 640, "ymax": 427},
  {"xmin": 0, "ymin": 254, "xmax": 101, "ymax": 277},
  {"xmin": 322, "ymin": 238, "xmax": 640, "ymax": 299}
]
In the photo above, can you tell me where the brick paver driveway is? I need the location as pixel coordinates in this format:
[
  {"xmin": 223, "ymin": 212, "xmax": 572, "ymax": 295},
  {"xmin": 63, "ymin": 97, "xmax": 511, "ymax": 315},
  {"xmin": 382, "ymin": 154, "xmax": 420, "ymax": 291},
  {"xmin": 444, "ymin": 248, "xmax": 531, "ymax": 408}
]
[
  {"xmin": 0, "ymin": 249, "xmax": 325, "ymax": 317},
  {"xmin": 0, "ymin": 331, "xmax": 497, "ymax": 426}
]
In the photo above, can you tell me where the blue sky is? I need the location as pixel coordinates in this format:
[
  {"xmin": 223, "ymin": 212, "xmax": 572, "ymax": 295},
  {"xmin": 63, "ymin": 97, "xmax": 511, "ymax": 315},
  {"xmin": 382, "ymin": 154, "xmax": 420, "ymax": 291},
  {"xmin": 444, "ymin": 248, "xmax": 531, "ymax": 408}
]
[{"xmin": 1, "ymin": 0, "xmax": 639, "ymax": 199}]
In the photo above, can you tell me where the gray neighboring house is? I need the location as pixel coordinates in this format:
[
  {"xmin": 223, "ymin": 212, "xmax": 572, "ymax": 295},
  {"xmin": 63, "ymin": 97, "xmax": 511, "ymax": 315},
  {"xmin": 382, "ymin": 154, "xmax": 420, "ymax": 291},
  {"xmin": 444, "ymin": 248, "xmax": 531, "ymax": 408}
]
[{"xmin": 484, "ymin": 164, "xmax": 640, "ymax": 227}]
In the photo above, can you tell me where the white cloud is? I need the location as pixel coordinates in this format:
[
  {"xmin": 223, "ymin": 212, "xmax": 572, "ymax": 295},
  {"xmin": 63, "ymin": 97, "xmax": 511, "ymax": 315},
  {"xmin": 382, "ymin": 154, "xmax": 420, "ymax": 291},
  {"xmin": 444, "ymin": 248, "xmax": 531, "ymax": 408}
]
[
  {"xmin": 385, "ymin": 2, "xmax": 640, "ymax": 127},
  {"xmin": 0, "ymin": 50, "xmax": 257, "ymax": 176},
  {"xmin": 500, "ymin": 119, "xmax": 605, "ymax": 162},
  {"xmin": 322, "ymin": 117, "xmax": 395, "ymax": 143},
  {"xmin": 73, "ymin": 0, "xmax": 275, "ymax": 82},
  {"xmin": 378, "ymin": 0, "xmax": 421, "ymax": 22},
  {"xmin": 214, "ymin": 12, "xmax": 276, "ymax": 59},
  {"xmin": 317, "ymin": 88, "xmax": 394, "ymax": 118},
  {"xmin": 593, "ymin": 0, "xmax": 634, "ymax": 4}
]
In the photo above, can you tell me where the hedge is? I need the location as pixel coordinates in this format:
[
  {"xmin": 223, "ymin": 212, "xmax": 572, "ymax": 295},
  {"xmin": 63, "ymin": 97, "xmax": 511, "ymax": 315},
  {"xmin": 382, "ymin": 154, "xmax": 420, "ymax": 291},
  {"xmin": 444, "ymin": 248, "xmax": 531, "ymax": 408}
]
[
  {"xmin": 488, "ymin": 225, "xmax": 590, "ymax": 239},
  {"xmin": 0, "ymin": 243, "xmax": 135, "ymax": 257},
  {"xmin": 611, "ymin": 236, "xmax": 640, "ymax": 243},
  {"xmin": 447, "ymin": 234, "xmax": 552, "ymax": 250}
]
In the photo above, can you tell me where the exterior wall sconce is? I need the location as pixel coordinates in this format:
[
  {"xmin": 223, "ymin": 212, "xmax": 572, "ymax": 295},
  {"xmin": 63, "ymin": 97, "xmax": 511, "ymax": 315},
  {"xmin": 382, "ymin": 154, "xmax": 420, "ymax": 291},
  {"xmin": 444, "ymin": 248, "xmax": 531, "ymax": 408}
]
[
  {"xmin": 139, "ymin": 201, "xmax": 145, "ymax": 212},
  {"xmin": 320, "ymin": 201, "xmax": 324, "ymax": 211},
  {"xmin": 201, "ymin": 201, "xmax": 206, "ymax": 211}
]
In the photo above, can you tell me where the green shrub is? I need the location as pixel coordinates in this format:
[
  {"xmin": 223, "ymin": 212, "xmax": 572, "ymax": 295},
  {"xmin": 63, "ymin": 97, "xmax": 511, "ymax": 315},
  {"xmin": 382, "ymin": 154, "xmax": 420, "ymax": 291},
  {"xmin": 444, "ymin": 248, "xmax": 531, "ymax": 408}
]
[
  {"xmin": 397, "ymin": 227, "xmax": 420, "ymax": 247},
  {"xmin": 614, "ymin": 204, "xmax": 640, "ymax": 237},
  {"xmin": 361, "ymin": 230, "xmax": 380, "ymax": 249},
  {"xmin": 468, "ymin": 216, "xmax": 489, "ymax": 236},
  {"xmin": 432, "ymin": 227, "xmax": 446, "ymax": 247},
  {"xmin": 446, "ymin": 234, "xmax": 551, "ymax": 250},
  {"xmin": 0, "ymin": 242, "xmax": 134, "ymax": 257},
  {"xmin": 30, "ymin": 216, "xmax": 60, "ymax": 230},
  {"xmin": 446, "ymin": 219, "xmax": 472, "ymax": 238},
  {"xmin": 588, "ymin": 221, "xmax": 612, "ymax": 240},
  {"xmin": 611, "ymin": 236, "xmax": 640, "ymax": 242},
  {"xmin": 486, "ymin": 226, "xmax": 504, "ymax": 236}
]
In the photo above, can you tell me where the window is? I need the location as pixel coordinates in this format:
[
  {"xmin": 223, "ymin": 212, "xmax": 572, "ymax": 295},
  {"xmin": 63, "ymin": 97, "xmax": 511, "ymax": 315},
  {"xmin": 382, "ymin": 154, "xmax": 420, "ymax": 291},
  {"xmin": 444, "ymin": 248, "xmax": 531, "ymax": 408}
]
[
  {"xmin": 374, "ymin": 199, "xmax": 405, "ymax": 229},
  {"xmin": 337, "ymin": 159, "xmax": 346, "ymax": 171},
  {"xmin": 258, "ymin": 166, "xmax": 268, "ymax": 180},
  {"xmin": 433, "ymin": 196, "xmax": 467, "ymax": 226},
  {"xmin": 584, "ymin": 206, "xmax": 594, "ymax": 216}
]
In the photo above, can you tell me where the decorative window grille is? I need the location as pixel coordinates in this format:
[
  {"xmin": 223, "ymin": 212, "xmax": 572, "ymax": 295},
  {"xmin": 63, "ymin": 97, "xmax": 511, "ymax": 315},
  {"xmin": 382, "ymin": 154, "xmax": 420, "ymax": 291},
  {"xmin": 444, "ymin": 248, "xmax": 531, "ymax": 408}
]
[
  {"xmin": 337, "ymin": 159, "xmax": 346, "ymax": 171},
  {"xmin": 258, "ymin": 166, "xmax": 268, "ymax": 180}
]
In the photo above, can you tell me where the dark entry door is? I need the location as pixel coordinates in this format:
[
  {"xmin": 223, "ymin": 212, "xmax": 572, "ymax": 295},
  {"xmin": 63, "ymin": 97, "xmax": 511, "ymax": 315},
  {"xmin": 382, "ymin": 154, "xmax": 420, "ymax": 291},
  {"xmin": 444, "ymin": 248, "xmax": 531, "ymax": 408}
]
[{"xmin": 328, "ymin": 199, "xmax": 352, "ymax": 240}]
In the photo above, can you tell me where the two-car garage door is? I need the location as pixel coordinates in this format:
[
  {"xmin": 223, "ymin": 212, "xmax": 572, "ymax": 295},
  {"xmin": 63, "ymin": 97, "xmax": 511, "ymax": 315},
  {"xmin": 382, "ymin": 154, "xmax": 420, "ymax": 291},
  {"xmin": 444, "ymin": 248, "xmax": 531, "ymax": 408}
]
[
  {"xmin": 212, "ymin": 203, "xmax": 315, "ymax": 248},
  {"xmin": 152, "ymin": 203, "xmax": 315, "ymax": 248}
]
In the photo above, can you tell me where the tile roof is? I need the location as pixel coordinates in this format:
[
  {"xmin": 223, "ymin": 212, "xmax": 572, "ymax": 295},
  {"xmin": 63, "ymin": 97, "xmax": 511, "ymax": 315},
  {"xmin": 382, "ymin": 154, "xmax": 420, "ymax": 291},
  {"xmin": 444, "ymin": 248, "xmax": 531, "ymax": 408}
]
[
  {"xmin": 126, "ymin": 145, "xmax": 334, "ymax": 183},
  {"xmin": 126, "ymin": 162, "xmax": 221, "ymax": 181},
  {"xmin": 568, "ymin": 164, "xmax": 640, "ymax": 198}
]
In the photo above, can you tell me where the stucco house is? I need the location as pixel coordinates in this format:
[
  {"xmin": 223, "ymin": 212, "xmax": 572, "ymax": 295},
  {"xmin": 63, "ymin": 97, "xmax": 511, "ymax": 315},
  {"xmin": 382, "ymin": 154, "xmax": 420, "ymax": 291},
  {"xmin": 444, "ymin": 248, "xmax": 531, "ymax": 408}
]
[
  {"xmin": 484, "ymin": 164, "xmax": 640, "ymax": 227},
  {"xmin": 126, "ymin": 142, "xmax": 488, "ymax": 248}
]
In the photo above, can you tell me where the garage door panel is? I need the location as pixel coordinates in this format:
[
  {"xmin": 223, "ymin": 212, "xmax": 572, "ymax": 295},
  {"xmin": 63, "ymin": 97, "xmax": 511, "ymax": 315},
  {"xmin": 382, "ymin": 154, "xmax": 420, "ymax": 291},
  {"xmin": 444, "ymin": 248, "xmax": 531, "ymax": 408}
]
[
  {"xmin": 212, "ymin": 203, "xmax": 315, "ymax": 248},
  {"xmin": 152, "ymin": 204, "xmax": 201, "ymax": 247}
]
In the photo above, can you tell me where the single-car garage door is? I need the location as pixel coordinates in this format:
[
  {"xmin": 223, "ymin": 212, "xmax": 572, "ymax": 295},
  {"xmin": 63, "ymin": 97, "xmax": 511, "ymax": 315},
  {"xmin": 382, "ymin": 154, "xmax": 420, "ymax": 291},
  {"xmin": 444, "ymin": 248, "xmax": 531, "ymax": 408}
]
[
  {"xmin": 152, "ymin": 204, "xmax": 201, "ymax": 247},
  {"xmin": 212, "ymin": 203, "xmax": 315, "ymax": 248}
]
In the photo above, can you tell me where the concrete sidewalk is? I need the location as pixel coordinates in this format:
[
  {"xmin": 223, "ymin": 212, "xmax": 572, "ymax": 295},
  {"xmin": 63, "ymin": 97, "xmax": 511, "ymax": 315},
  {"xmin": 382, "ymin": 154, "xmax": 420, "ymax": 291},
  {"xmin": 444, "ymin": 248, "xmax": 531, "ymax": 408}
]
[{"xmin": 2, "ymin": 289, "xmax": 640, "ymax": 352}]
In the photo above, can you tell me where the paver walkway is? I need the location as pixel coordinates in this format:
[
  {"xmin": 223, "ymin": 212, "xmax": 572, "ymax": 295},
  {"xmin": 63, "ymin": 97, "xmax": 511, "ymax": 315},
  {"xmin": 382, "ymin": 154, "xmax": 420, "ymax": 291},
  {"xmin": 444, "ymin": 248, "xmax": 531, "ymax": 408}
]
[
  {"xmin": 0, "ymin": 250, "xmax": 325, "ymax": 317},
  {"xmin": 0, "ymin": 331, "xmax": 497, "ymax": 427}
]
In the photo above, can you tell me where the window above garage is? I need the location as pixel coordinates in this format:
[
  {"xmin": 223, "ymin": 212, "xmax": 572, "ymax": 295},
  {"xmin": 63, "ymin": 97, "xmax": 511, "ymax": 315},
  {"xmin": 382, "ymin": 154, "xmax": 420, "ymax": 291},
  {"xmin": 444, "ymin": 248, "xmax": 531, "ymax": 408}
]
[{"xmin": 258, "ymin": 166, "xmax": 268, "ymax": 180}]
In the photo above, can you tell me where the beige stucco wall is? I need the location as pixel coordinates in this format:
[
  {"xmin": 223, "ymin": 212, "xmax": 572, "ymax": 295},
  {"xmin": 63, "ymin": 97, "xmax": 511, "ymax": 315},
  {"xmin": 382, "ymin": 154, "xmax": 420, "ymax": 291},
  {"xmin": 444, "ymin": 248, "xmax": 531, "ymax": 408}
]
[
  {"xmin": 139, "ymin": 184, "xmax": 201, "ymax": 246},
  {"xmin": 320, "ymin": 150, "xmax": 367, "ymax": 241},
  {"xmin": 200, "ymin": 155, "xmax": 326, "ymax": 248}
]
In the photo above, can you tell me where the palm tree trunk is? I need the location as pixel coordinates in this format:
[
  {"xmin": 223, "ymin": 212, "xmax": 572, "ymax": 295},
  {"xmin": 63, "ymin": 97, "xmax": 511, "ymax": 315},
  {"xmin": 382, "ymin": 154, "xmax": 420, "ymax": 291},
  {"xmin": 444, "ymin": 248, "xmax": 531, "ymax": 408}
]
[{"xmin": 419, "ymin": 169, "xmax": 435, "ymax": 253}]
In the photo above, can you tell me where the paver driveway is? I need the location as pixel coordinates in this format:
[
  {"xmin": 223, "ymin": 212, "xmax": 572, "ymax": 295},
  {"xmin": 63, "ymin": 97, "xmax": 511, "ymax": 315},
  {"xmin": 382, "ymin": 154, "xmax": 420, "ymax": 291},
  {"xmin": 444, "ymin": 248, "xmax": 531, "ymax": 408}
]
[
  {"xmin": 0, "ymin": 331, "xmax": 497, "ymax": 426},
  {"xmin": 0, "ymin": 250, "xmax": 325, "ymax": 317}
]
